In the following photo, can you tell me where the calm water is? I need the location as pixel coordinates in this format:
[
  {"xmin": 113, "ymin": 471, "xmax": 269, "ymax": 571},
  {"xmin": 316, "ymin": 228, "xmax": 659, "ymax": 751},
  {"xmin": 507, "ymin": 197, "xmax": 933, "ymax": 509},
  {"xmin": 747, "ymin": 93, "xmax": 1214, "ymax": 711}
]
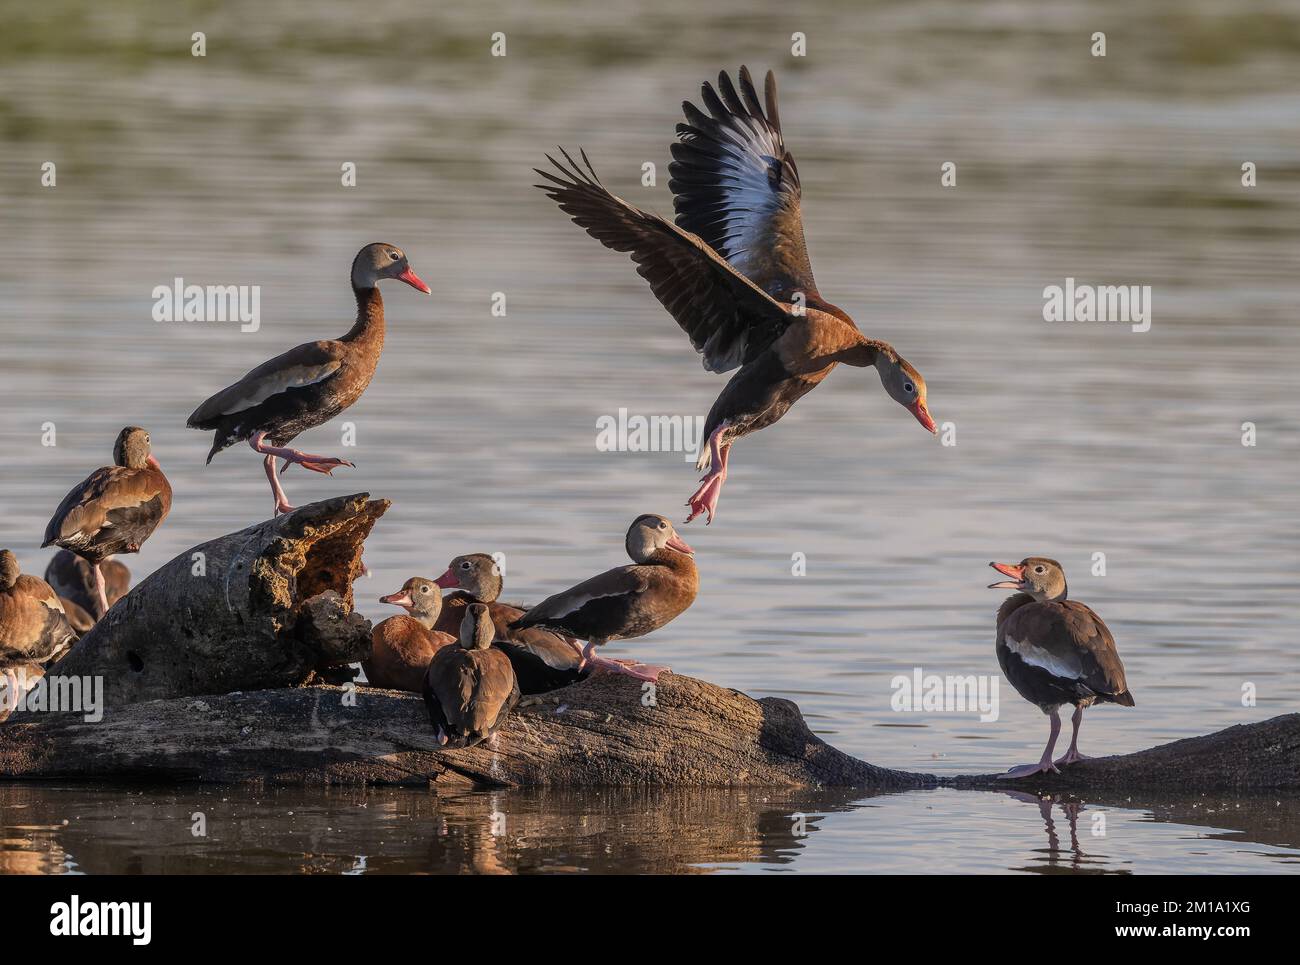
[{"xmin": 1, "ymin": 0, "xmax": 1298, "ymax": 873}]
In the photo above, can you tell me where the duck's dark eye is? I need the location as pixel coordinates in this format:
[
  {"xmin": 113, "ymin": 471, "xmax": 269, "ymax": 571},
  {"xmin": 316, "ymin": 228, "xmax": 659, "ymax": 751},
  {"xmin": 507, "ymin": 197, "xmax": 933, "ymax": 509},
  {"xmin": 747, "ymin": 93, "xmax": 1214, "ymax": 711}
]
[
  {"xmin": 903, "ymin": 382, "xmax": 915, "ymax": 394},
  {"xmin": 460, "ymin": 561, "xmax": 471, "ymax": 569},
  {"xmin": 1034, "ymin": 566, "xmax": 1044, "ymax": 574},
  {"xmin": 389, "ymin": 250, "xmax": 400, "ymax": 260},
  {"xmin": 419, "ymin": 585, "xmax": 429, "ymax": 593}
]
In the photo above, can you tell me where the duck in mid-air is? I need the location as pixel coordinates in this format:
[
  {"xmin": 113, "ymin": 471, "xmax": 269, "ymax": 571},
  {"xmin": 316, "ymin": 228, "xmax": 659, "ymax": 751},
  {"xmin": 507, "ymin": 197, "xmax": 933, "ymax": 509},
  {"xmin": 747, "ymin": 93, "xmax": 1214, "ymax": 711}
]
[
  {"xmin": 536, "ymin": 67, "xmax": 935, "ymax": 524},
  {"xmin": 187, "ymin": 243, "xmax": 431, "ymax": 516},
  {"xmin": 988, "ymin": 557, "xmax": 1134, "ymax": 779}
]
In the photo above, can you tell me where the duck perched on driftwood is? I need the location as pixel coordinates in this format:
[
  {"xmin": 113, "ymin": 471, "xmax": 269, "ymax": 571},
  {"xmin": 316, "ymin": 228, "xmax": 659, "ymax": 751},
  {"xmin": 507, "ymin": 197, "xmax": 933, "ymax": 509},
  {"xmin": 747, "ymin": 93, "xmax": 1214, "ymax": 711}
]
[
  {"xmin": 424, "ymin": 602, "xmax": 520, "ymax": 748},
  {"xmin": 42, "ymin": 427, "xmax": 171, "ymax": 618},
  {"xmin": 0, "ymin": 550, "xmax": 76, "ymax": 709},
  {"xmin": 364, "ymin": 577, "xmax": 454, "ymax": 692},
  {"xmin": 187, "ymin": 243, "xmax": 431, "ymax": 516},
  {"xmin": 536, "ymin": 67, "xmax": 936, "ymax": 524},
  {"xmin": 988, "ymin": 558, "xmax": 1134, "ymax": 779}
]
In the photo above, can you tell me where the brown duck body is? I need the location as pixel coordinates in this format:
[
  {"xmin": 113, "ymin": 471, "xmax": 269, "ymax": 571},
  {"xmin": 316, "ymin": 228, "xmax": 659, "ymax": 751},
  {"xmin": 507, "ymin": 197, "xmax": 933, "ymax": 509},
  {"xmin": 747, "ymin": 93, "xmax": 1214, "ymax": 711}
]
[
  {"xmin": 995, "ymin": 593, "xmax": 1134, "ymax": 713},
  {"xmin": 189, "ymin": 286, "xmax": 386, "ymax": 457},
  {"xmin": 42, "ymin": 464, "xmax": 171, "ymax": 565},
  {"xmin": 511, "ymin": 547, "xmax": 698, "ymax": 646},
  {"xmin": 0, "ymin": 570, "xmax": 76, "ymax": 670},
  {"xmin": 423, "ymin": 645, "xmax": 519, "ymax": 747},
  {"xmin": 44, "ymin": 550, "xmax": 129, "ymax": 616},
  {"xmin": 364, "ymin": 615, "xmax": 454, "ymax": 693}
]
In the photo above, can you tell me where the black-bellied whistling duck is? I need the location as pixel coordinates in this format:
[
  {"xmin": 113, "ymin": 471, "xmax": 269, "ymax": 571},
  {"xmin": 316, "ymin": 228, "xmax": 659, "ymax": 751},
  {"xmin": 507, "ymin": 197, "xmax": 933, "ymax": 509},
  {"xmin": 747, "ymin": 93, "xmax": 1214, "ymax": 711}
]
[
  {"xmin": 509, "ymin": 514, "xmax": 697, "ymax": 682},
  {"xmin": 988, "ymin": 558, "xmax": 1135, "ymax": 779},
  {"xmin": 431, "ymin": 552, "xmax": 587, "ymax": 693},
  {"xmin": 0, "ymin": 549, "xmax": 76, "ymax": 704},
  {"xmin": 423, "ymin": 602, "xmax": 520, "ymax": 747},
  {"xmin": 363, "ymin": 577, "xmax": 455, "ymax": 692},
  {"xmin": 44, "ymin": 549, "xmax": 129, "ymax": 621},
  {"xmin": 536, "ymin": 67, "xmax": 936, "ymax": 524},
  {"xmin": 187, "ymin": 243, "xmax": 431, "ymax": 517},
  {"xmin": 41, "ymin": 427, "xmax": 171, "ymax": 618}
]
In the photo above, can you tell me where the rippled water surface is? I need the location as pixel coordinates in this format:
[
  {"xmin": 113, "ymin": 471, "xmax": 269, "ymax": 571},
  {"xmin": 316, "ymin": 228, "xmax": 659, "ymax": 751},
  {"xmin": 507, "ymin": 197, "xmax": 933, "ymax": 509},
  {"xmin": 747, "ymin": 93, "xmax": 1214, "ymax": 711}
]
[{"xmin": 1, "ymin": 0, "xmax": 1298, "ymax": 872}]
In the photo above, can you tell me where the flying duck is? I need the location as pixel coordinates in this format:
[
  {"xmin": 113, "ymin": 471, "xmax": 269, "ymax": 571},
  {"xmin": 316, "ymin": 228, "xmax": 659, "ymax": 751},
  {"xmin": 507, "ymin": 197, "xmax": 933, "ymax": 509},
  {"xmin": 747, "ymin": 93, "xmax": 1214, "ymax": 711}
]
[
  {"xmin": 508, "ymin": 514, "xmax": 696, "ymax": 681},
  {"xmin": 431, "ymin": 552, "xmax": 588, "ymax": 693},
  {"xmin": 187, "ymin": 243, "xmax": 431, "ymax": 517},
  {"xmin": 44, "ymin": 549, "xmax": 129, "ymax": 621},
  {"xmin": 0, "ymin": 549, "xmax": 77, "ymax": 706},
  {"xmin": 988, "ymin": 557, "xmax": 1135, "ymax": 779},
  {"xmin": 363, "ymin": 577, "xmax": 455, "ymax": 692},
  {"xmin": 42, "ymin": 427, "xmax": 171, "ymax": 617},
  {"xmin": 423, "ymin": 602, "xmax": 520, "ymax": 748},
  {"xmin": 536, "ymin": 67, "xmax": 936, "ymax": 524}
]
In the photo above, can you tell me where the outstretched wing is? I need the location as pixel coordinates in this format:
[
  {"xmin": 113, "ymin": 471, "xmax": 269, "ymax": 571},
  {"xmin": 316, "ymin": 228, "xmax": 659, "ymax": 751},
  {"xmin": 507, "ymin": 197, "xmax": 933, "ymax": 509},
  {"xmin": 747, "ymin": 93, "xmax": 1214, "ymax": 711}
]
[
  {"xmin": 535, "ymin": 149, "xmax": 795, "ymax": 373},
  {"xmin": 670, "ymin": 67, "xmax": 820, "ymax": 306}
]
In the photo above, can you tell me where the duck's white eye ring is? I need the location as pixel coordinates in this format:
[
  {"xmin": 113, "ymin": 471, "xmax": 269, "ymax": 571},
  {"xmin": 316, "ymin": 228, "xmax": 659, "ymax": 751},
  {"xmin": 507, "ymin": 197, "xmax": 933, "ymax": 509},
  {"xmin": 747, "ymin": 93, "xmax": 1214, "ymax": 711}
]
[
  {"xmin": 903, "ymin": 382, "xmax": 915, "ymax": 393},
  {"xmin": 1034, "ymin": 566, "xmax": 1045, "ymax": 574},
  {"xmin": 459, "ymin": 561, "xmax": 471, "ymax": 569},
  {"xmin": 419, "ymin": 585, "xmax": 429, "ymax": 593}
]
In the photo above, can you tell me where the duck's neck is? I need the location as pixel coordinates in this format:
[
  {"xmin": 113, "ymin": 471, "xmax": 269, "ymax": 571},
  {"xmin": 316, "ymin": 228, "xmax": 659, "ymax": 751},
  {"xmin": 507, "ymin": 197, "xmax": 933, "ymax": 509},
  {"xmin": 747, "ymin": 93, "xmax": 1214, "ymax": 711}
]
[
  {"xmin": 834, "ymin": 334, "xmax": 893, "ymax": 368},
  {"xmin": 342, "ymin": 285, "xmax": 385, "ymax": 348},
  {"xmin": 646, "ymin": 548, "xmax": 696, "ymax": 574}
]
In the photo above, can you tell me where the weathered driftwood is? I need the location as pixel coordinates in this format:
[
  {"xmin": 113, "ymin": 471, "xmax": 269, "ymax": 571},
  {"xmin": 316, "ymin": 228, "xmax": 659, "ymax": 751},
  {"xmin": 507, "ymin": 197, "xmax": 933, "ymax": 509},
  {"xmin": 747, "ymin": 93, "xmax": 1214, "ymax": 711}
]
[
  {"xmin": 44, "ymin": 494, "xmax": 386, "ymax": 706},
  {"xmin": 0, "ymin": 667, "xmax": 1295, "ymax": 792}
]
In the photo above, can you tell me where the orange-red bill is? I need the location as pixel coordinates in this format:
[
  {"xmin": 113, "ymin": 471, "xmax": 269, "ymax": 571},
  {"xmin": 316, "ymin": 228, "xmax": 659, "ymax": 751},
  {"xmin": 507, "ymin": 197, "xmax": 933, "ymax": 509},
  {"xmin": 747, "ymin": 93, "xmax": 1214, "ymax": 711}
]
[
  {"xmin": 987, "ymin": 561, "xmax": 1025, "ymax": 589},
  {"xmin": 433, "ymin": 568, "xmax": 458, "ymax": 589},
  {"xmin": 380, "ymin": 590, "xmax": 413, "ymax": 607},
  {"xmin": 908, "ymin": 399, "xmax": 937, "ymax": 434},
  {"xmin": 666, "ymin": 534, "xmax": 694, "ymax": 556},
  {"xmin": 397, "ymin": 266, "xmax": 432, "ymax": 294}
]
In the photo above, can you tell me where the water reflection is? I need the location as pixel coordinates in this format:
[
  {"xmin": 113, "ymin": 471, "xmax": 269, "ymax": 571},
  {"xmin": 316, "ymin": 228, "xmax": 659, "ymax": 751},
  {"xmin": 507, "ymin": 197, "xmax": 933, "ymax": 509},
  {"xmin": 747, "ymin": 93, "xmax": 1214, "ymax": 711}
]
[{"xmin": 1, "ymin": 783, "xmax": 1296, "ymax": 874}]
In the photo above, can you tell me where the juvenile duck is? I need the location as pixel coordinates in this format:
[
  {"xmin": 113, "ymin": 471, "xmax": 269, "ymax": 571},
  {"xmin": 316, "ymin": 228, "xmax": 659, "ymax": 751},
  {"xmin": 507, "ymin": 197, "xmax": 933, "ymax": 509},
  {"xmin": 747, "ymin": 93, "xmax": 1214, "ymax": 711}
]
[
  {"xmin": 363, "ymin": 577, "xmax": 455, "ymax": 692},
  {"xmin": 432, "ymin": 553, "xmax": 587, "ymax": 694},
  {"xmin": 187, "ymin": 243, "xmax": 431, "ymax": 516},
  {"xmin": 988, "ymin": 557, "xmax": 1134, "ymax": 779},
  {"xmin": 423, "ymin": 602, "xmax": 520, "ymax": 748},
  {"xmin": 509, "ymin": 514, "xmax": 697, "ymax": 681},
  {"xmin": 42, "ymin": 427, "xmax": 171, "ymax": 617}
]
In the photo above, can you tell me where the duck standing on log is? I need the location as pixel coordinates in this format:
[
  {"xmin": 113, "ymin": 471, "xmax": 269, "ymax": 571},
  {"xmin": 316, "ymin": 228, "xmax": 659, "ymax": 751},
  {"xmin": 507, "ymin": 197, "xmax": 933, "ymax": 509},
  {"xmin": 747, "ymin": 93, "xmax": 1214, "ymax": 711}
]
[
  {"xmin": 536, "ymin": 67, "xmax": 936, "ymax": 524},
  {"xmin": 0, "ymin": 549, "xmax": 77, "ymax": 707},
  {"xmin": 432, "ymin": 553, "xmax": 588, "ymax": 693},
  {"xmin": 988, "ymin": 557, "xmax": 1135, "ymax": 779},
  {"xmin": 509, "ymin": 514, "xmax": 697, "ymax": 681},
  {"xmin": 363, "ymin": 577, "xmax": 454, "ymax": 692},
  {"xmin": 423, "ymin": 602, "xmax": 520, "ymax": 747},
  {"xmin": 187, "ymin": 243, "xmax": 431, "ymax": 516},
  {"xmin": 44, "ymin": 550, "xmax": 129, "ymax": 625},
  {"xmin": 42, "ymin": 427, "xmax": 171, "ymax": 618}
]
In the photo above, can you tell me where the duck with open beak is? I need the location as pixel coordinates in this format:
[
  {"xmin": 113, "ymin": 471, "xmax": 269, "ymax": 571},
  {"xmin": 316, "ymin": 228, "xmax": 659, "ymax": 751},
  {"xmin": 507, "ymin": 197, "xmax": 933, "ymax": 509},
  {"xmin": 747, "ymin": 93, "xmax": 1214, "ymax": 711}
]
[{"xmin": 987, "ymin": 558, "xmax": 1134, "ymax": 780}]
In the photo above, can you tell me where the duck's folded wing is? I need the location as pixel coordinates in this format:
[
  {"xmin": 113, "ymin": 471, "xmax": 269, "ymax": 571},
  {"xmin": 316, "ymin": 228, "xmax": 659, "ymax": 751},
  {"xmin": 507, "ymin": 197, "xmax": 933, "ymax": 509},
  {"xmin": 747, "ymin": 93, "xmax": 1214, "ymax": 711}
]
[
  {"xmin": 670, "ymin": 67, "xmax": 820, "ymax": 308},
  {"xmin": 1003, "ymin": 602, "xmax": 1129, "ymax": 698},
  {"xmin": 511, "ymin": 564, "xmax": 650, "ymax": 630},
  {"xmin": 187, "ymin": 340, "xmax": 344, "ymax": 427},
  {"xmin": 536, "ymin": 149, "xmax": 794, "ymax": 373}
]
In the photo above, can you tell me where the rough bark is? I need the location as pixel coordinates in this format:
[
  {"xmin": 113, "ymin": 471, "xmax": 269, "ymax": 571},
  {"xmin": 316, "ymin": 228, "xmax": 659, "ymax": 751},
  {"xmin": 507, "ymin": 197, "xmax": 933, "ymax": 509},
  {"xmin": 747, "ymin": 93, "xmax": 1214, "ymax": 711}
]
[
  {"xmin": 43, "ymin": 494, "xmax": 386, "ymax": 706},
  {"xmin": 0, "ymin": 669, "xmax": 1294, "ymax": 792}
]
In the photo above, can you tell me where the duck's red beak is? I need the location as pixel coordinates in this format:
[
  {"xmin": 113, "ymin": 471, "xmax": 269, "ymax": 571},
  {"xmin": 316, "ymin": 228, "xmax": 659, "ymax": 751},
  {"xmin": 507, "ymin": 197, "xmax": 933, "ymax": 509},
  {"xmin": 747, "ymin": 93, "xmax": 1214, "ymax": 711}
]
[
  {"xmin": 987, "ymin": 562, "xmax": 1026, "ymax": 590},
  {"xmin": 908, "ymin": 399, "xmax": 937, "ymax": 434},
  {"xmin": 433, "ymin": 568, "xmax": 458, "ymax": 589},
  {"xmin": 396, "ymin": 266, "xmax": 432, "ymax": 294},
  {"xmin": 380, "ymin": 589, "xmax": 413, "ymax": 608},
  {"xmin": 666, "ymin": 534, "xmax": 694, "ymax": 556},
  {"xmin": 146, "ymin": 454, "xmax": 161, "ymax": 469}
]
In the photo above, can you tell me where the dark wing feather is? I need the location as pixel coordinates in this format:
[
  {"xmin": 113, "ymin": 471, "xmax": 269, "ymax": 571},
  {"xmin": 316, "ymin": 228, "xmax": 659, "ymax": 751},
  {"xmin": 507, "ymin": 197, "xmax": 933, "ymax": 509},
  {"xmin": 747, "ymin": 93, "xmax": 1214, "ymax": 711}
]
[
  {"xmin": 187, "ymin": 340, "xmax": 345, "ymax": 429},
  {"xmin": 509, "ymin": 564, "xmax": 649, "ymax": 633},
  {"xmin": 669, "ymin": 67, "xmax": 819, "ymax": 304},
  {"xmin": 535, "ymin": 148, "xmax": 794, "ymax": 373},
  {"xmin": 1002, "ymin": 601, "xmax": 1130, "ymax": 702}
]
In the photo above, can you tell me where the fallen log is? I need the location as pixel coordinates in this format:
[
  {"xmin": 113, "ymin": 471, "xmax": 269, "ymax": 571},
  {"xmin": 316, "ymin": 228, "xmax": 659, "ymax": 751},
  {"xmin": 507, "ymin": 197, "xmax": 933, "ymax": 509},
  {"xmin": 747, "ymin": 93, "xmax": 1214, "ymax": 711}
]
[
  {"xmin": 44, "ymin": 494, "xmax": 386, "ymax": 706},
  {"xmin": 0, "ymin": 670, "xmax": 1295, "ymax": 792}
]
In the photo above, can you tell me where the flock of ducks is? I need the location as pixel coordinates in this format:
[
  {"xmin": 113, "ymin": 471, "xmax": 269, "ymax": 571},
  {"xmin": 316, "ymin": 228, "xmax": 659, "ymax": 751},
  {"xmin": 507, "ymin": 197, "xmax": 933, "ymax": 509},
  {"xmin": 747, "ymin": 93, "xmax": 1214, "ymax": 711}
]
[{"xmin": 0, "ymin": 67, "xmax": 1132, "ymax": 774}]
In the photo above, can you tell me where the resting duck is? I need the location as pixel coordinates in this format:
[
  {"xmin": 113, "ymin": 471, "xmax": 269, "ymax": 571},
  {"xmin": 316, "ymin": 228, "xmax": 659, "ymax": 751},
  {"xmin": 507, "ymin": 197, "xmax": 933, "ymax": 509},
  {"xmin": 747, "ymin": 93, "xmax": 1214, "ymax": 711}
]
[
  {"xmin": 509, "ymin": 514, "xmax": 696, "ymax": 681},
  {"xmin": 42, "ymin": 427, "xmax": 171, "ymax": 617},
  {"xmin": 187, "ymin": 243, "xmax": 431, "ymax": 517},
  {"xmin": 0, "ymin": 549, "xmax": 76, "ymax": 705},
  {"xmin": 363, "ymin": 577, "xmax": 455, "ymax": 692},
  {"xmin": 431, "ymin": 553, "xmax": 587, "ymax": 694},
  {"xmin": 44, "ymin": 549, "xmax": 129, "ymax": 621},
  {"xmin": 988, "ymin": 557, "xmax": 1134, "ymax": 779},
  {"xmin": 423, "ymin": 602, "xmax": 520, "ymax": 747},
  {"xmin": 536, "ymin": 67, "xmax": 936, "ymax": 524}
]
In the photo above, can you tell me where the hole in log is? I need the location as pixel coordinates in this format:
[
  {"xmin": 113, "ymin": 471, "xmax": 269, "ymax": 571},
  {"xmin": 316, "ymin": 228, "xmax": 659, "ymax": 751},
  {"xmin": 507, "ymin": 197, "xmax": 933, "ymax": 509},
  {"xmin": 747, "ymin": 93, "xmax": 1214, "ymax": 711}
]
[
  {"xmin": 293, "ymin": 514, "xmax": 374, "ymax": 612},
  {"xmin": 126, "ymin": 651, "xmax": 144, "ymax": 673}
]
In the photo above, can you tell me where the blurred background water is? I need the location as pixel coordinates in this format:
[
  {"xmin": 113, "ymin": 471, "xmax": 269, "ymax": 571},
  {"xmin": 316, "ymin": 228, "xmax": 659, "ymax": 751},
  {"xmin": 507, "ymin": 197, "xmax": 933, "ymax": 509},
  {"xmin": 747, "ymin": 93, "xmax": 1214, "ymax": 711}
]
[{"xmin": 1, "ymin": 0, "xmax": 1297, "ymax": 872}]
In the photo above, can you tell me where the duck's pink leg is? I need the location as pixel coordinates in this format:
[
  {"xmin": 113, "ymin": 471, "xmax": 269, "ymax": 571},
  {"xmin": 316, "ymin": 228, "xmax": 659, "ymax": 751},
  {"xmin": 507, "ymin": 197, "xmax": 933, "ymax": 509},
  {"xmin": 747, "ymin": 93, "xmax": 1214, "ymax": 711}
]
[
  {"xmin": 999, "ymin": 708, "xmax": 1063, "ymax": 780},
  {"xmin": 1054, "ymin": 705, "xmax": 1091, "ymax": 766},
  {"xmin": 91, "ymin": 563, "xmax": 109, "ymax": 619},
  {"xmin": 685, "ymin": 426, "xmax": 731, "ymax": 525},
  {"xmin": 580, "ymin": 641, "xmax": 669, "ymax": 682},
  {"xmin": 249, "ymin": 431, "xmax": 354, "ymax": 477},
  {"xmin": 262, "ymin": 454, "xmax": 296, "ymax": 516}
]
